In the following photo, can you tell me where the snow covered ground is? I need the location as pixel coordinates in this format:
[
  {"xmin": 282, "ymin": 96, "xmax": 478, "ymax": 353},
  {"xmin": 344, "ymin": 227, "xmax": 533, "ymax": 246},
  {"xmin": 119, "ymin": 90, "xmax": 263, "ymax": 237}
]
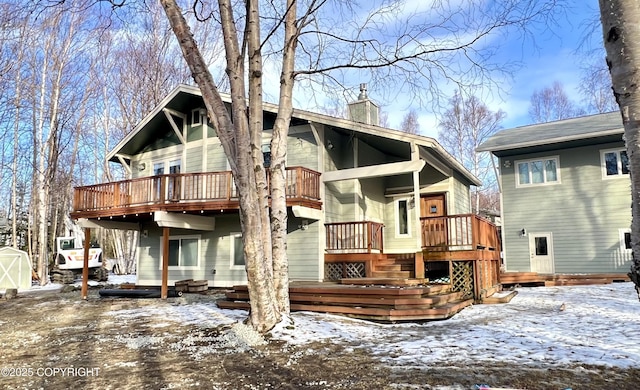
[
  {"xmin": 5, "ymin": 276, "xmax": 640, "ymax": 369},
  {"xmin": 104, "ymin": 280, "xmax": 640, "ymax": 370}
]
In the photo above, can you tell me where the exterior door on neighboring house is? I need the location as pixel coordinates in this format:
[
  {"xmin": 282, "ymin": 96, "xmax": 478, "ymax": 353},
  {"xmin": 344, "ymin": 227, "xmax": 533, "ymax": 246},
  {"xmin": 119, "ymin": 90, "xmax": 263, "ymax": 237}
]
[
  {"xmin": 529, "ymin": 233, "xmax": 555, "ymax": 273},
  {"xmin": 420, "ymin": 194, "xmax": 447, "ymax": 246}
]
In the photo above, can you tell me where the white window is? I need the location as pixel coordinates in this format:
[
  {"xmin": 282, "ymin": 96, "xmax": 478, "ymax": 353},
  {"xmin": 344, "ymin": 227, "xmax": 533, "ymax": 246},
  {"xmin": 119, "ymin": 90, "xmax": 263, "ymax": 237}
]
[
  {"xmin": 191, "ymin": 109, "xmax": 206, "ymax": 125},
  {"xmin": 262, "ymin": 144, "xmax": 272, "ymax": 168},
  {"xmin": 601, "ymin": 148, "xmax": 629, "ymax": 178},
  {"xmin": 230, "ymin": 233, "xmax": 245, "ymax": 269},
  {"xmin": 516, "ymin": 156, "xmax": 560, "ymax": 187},
  {"xmin": 159, "ymin": 235, "xmax": 200, "ymax": 269},
  {"xmin": 395, "ymin": 198, "xmax": 411, "ymax": 237},
  {"xmin": 619, "ymin": 229, "xmax": 632, "ymax": 252}
]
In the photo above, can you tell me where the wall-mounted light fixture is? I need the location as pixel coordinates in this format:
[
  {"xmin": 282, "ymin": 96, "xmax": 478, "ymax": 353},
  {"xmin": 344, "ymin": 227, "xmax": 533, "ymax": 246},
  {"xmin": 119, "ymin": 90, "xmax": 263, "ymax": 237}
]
[
  {"xmin": 503, "ymin": 160, "xmax": 511, "ymax": 168},
  {"xmin": 519, "ymin": 228, "xmax": 526, "ymax": 237},
  {"xmin": 137, "ymin": 162, "xmax": 146, "ymax": 172},
  {"xmin": 326, "ymin": 140, "xmax": 334, "ymax": 150}
]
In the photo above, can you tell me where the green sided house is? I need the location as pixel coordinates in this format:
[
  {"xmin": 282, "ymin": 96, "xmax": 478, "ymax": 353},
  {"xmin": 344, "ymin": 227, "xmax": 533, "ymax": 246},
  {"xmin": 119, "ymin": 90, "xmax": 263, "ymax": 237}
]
[
  {"xmin": 477, "ymin": 112, "xmax": 632, "ymax": 276},
  {"xmin": 71, "ymin": 84, "xmax": 501, "ymax": 300}
]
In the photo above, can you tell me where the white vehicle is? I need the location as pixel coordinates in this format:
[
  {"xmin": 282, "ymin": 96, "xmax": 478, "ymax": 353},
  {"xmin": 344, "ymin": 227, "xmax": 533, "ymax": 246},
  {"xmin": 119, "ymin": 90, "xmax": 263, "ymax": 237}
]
[{"xmin": 51, "ymin": 237, "xmax": 108, "ymax": 283}]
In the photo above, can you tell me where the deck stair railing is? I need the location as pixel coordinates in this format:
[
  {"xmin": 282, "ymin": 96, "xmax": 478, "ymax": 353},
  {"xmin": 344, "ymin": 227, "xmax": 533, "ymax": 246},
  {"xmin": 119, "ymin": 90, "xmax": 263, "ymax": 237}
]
[
  {"xmin": 324, "ymin": 221, "xmax": 384, "ymax": 253},
  {"xmin": 420, "ymin": 214, "xmax": 500, "ymax": 252},
  {"xmin": 421, "ymin": 214, "xmax": 501, "ymax": 301}
]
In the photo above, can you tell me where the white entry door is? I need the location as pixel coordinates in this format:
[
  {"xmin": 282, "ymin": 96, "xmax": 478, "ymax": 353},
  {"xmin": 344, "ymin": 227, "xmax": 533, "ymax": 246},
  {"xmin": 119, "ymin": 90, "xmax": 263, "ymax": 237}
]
[{"xmin": 529, "ymin": 233, "xmax": 555, "ymax": 273}]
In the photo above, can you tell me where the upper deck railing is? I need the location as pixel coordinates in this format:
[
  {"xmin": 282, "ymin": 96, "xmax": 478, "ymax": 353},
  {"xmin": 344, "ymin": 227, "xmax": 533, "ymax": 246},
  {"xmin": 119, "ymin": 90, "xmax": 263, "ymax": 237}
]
[{"xmin": 73, "ymin": 166, "xmax": 321, "ymax": 213}]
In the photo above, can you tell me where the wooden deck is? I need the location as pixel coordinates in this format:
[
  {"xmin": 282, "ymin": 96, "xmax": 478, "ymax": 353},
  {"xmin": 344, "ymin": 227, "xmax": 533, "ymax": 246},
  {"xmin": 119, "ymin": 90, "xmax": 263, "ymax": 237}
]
[
  {"xmin": 217, "ymin": 280, "xmax": 474, "ymax": 322},
  {"xmin": 71, "ymin": 166, "xmax": 321, "ymax": 220},
  {"xmin": 500, "ymin": 272, "xmax": 630, "ymax": 286}
]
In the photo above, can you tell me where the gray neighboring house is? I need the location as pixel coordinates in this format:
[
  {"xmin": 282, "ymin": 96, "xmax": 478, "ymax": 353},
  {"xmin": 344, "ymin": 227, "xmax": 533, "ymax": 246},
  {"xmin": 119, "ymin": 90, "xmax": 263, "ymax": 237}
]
[{"xmin": 477, "ymin": 112, "xmax": 632, "ymax": 275}]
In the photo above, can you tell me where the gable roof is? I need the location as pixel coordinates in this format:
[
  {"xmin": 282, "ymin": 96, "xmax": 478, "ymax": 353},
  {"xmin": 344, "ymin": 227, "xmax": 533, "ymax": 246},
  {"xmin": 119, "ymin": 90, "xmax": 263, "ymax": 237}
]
[
  {"xmin": 477, "ymin": 112, "xmax": 624, "ymax": 157},
  {"xmin": 108, "ymin": 84, "xmax": 481, "ymax": 186}
]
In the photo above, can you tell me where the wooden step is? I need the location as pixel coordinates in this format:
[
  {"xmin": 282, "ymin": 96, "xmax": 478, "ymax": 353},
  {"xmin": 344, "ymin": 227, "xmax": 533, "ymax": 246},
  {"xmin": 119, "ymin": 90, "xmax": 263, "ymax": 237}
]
[
  {"xmin": 481, "ymin": 290, "xmax": 518, "ymax": 304},
  {"xmin": 371, "ymin": 270, "xmax": 411, "ymax": 278},
  {"xmin": 288, "ymin": 291, "xmax": 465, "ymax": 309},
  {"xmin": 216, "ymin": 299, "xmax": 250, "ymax": 310},
  {"xmin": 290, "ymin": 299, "xmax": 473, "ymax": 322},
  {"xmin": 219, "ymin": 282, "xmax": 473, "ymax": 322},
  {"xmin": 338, "ymin": 278, "xmax": 434, "ymax": 288},
  {"xmin": 375, "ymin": 264, "xmax": 402, "ymax": 272},
  {"xmin": 544, "ymin": 278, "xmax": 610, "ymax": 286}
]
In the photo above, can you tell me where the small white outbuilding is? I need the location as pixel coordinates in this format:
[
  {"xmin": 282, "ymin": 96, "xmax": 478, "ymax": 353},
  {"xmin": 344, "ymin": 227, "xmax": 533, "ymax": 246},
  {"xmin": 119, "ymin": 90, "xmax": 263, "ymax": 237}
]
[{"xmin": 0, "ymin": 247, "xmax": 32, "ymax": 290}]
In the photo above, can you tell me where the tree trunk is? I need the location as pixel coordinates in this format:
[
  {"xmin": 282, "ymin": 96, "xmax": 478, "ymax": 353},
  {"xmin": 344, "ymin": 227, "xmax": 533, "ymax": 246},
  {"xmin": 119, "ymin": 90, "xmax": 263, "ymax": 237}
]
[
  {"xmin": 599, "ymin": 0, "xmax": 640, "ymax": 298},
  {"xmin": 160, "ymin": 0, "xmax": 280, "ymax": 332},
  {"xmin": 270, "ymin": 0, "xmax": 299, "ymax": 314}
]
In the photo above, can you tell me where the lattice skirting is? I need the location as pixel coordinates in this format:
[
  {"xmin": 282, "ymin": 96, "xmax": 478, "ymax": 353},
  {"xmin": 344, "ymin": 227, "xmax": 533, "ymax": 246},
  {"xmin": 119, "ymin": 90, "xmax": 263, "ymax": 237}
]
[
  {"xmin": 451, "ymin": 261, "xmax": 474, "ymax": 299},
  {"xmin": 325, "ymin": 262, "xmax": 366, "ymax": 281}
]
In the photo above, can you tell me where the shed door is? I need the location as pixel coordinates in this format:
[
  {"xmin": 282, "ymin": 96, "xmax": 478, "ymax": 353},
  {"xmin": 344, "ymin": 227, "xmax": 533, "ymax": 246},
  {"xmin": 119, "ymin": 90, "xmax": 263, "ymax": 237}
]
[
  {"xmin": 420, "ymin": 194, "xmax": 446, "ymax": 218},
  {"xmin": 529, "ymin": 233, "xmax": 555, "ymax": 273}
]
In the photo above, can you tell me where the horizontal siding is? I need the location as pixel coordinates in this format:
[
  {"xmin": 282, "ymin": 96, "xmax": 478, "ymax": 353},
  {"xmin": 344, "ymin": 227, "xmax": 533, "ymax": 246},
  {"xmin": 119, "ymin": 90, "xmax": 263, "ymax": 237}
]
[
  {"xmin": 185, "ymin": 145, "xmax": 202, "ymax": 173},
  {"xmin": 452, "ymin": 174, "xmax": 471, "ymax": 215},
  {"xmin": 206, "ymin": 144, "xmax": 228, "ymax": 172},
  {"xmin": 383, "ymin": 197, "xmax": 420, "ymax": 253},
  {"xmin": 287, "ymin": 129, "xmax": 318, "ymax": 170},
  {"xmin": 287, "ymin": 212, "xmax": 321, "ymax": 281},
  {"xmin": 137, "ymin": 213, "xmax": 322, "ymax": 287},
  {"xmin": 500, "ymin": 142, "xmax": 632, "ymax": 273}
]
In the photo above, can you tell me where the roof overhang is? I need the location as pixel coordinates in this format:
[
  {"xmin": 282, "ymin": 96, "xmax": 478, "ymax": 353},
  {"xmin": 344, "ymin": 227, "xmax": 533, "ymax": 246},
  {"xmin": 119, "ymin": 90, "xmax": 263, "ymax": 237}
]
[{"xmin": 107, "ymin": 84, "xmax": 480, "ymax": 186}]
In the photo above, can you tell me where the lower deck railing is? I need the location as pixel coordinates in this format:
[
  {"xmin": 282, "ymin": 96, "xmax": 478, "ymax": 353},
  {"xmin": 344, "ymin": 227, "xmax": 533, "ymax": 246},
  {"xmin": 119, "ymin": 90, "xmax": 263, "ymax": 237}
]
[
  {"xmin": 420, "ymin": 214, "xmax": 500, "ymax": 252},
  {"xmin": 324, "ymin": 221, "xmax": 384, "ymax": 253}
]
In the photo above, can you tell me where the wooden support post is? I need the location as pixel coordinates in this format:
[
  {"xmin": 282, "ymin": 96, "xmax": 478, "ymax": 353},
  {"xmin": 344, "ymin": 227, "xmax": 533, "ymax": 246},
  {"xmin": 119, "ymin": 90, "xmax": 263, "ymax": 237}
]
[
  {"xmin": 161, "ymin": 227, "xmax": 169, "ymax": 299},
  {"xmin": 414, "ymin": 251, "xmax": 425, "ymax": 279},
  {"xmin": 81, "ymin": 228, "xmax": 91, "ymax": 300}
]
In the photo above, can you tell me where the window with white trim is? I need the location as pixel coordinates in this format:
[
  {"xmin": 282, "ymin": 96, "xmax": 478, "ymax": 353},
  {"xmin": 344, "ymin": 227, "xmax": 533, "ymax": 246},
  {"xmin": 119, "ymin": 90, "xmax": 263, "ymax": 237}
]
[
  {"xmin": 619, "ymin": 229, "xmax": 632, "ymax": 252},
  {"xmin": 516, "ymin": 157, "xmax": 560, "ymax": 187},
  {"xmin": 191, "ymin": 108, "xmax": 206, "ymax": 125},
  {"xmin": 395, "ymin": 198, "xmax": 411, "ymax": 237},
  {"xmin": 601, "ymin": 148, "xmax": 629, "ymax": 178},
  {"xmin": 230, "ymin": 233, "xmax": 245, "ymax": 269},
  {"xmin": 160, "ymin": 235, "xmax": 200, "ymax": 269}
]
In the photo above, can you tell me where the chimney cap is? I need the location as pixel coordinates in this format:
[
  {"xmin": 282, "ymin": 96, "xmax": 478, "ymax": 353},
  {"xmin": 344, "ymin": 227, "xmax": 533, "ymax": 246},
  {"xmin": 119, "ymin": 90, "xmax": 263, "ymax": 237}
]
[{"xmin": 358, "ymin": 83, "xmax": 368, "ymax": 100}]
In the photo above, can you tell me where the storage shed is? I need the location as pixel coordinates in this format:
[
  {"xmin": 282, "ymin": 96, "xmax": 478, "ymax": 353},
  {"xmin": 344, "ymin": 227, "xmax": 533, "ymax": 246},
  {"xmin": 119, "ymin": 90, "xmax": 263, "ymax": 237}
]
[{"xmin": 0, "ymin": 247, "xmax": 32, "ymax": 290}]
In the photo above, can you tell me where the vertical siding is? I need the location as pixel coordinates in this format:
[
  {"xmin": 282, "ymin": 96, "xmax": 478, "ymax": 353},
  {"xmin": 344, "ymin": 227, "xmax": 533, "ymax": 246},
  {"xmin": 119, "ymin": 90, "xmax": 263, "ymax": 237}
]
[{"xmin": 500, "ymin": 142, "xmax": 632, "ymax": 273}]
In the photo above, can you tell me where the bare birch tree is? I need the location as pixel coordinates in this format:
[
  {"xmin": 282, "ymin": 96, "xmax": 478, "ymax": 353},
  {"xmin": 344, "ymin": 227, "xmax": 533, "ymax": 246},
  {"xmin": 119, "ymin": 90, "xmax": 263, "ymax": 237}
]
[
  {"xmin": 580, "ymin": 61, "xmax": 618, "ymax": 113},
  {"xmin": 599, "ymin": 0, "xmax": 640, "ymax": 297},
  {"xmin": 400, "ymin": 110, "xmax": 420, "ymax": 134},
  {"xmin": 438, "ymin": 91, "xmax": 505, "ymax": 213},
  {"xmin": 529, "ymin": 81, "xmax": 585, "ymax": 123}
]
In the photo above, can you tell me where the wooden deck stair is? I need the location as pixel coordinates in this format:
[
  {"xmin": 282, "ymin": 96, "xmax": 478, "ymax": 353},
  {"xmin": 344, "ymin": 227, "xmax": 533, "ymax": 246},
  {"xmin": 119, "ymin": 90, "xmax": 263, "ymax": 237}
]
[
  {"xmin": 500, "ymin": 272, "xmax": 630, "ymax": 286},
  {"xmin": 217, "ymin": 281, "xmax": 474, "ymax": 322},
  {"xmin": 369, "ymin": 254, "xmax": 414, "ymax": 279}
]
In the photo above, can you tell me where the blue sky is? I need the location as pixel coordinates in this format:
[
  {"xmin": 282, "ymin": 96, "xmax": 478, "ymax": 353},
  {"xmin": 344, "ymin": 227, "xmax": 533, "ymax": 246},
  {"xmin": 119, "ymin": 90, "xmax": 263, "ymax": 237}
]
[{"xmin": 378, "ymin": 0, "xmax": 605, "ymax": 138}]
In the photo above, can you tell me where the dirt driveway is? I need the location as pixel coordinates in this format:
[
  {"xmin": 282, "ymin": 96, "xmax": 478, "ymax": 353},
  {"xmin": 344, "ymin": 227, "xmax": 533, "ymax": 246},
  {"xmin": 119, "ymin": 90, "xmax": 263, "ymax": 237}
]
[{"xmin": 0, "ymin": 287, "xmax": 638, "ymax": 390}]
